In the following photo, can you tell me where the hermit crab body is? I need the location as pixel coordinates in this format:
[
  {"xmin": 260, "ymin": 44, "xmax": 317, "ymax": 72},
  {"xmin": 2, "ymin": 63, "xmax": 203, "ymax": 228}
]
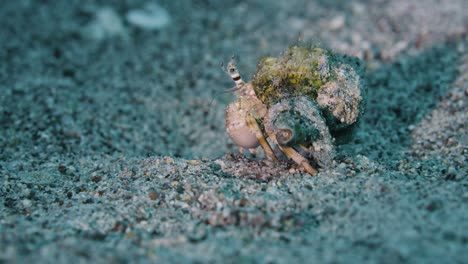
[{"xmin": 224, "ymin": 45, "xmax": 365, "ymax": 175}]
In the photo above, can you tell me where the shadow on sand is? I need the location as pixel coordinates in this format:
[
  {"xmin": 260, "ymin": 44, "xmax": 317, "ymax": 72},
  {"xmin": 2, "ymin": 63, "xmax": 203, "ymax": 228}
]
[{"xmin": 338, "ymin": 41, "xmax": 461, "ymax": 168}]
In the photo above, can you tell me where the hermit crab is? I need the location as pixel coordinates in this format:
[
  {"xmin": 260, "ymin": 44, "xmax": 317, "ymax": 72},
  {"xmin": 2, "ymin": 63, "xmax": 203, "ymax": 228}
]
[{"xmin": 224, "ymin": 45, "xmax": 366, "ymax": 175}]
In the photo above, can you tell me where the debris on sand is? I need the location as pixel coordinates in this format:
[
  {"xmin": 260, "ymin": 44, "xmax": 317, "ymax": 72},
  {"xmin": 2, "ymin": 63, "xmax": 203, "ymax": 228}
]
[
  {"xmin": 126, "ymin": 3, "xmax": 171, "ymax": 30},
  {"xmin": 84, "ymin": 7, "xmax": 127, "ymax": 40}
]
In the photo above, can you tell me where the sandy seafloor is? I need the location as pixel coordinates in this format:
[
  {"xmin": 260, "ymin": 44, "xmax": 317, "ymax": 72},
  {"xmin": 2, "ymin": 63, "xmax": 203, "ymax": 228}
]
[{"xmin": 0, "ymin": 0, "xmax": 467, "ymax": 263}]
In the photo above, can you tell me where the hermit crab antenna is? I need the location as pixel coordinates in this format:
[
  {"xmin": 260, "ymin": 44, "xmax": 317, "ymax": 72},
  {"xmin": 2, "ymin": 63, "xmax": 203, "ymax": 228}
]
[{"xmin": 226, "ymin": 55, "xmax": 245, "ymax": 87}]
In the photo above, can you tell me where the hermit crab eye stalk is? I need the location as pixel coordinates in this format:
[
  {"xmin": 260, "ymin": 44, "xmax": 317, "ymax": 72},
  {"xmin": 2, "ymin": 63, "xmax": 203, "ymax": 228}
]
[{"xmin": 225, "ymin": 55, "xmax": 245, "ymax": 87}]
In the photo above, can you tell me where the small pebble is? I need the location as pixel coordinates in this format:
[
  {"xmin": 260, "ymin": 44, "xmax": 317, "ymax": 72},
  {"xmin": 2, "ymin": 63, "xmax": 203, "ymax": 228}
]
[
  {"xmin": 22, "ymin": 199, "xmax": 32, "ymax": 208},
  {"xmin": 238, "ymin": 198, "xmax": 248, "ymax": 207},
  {"xmin": 187, "ymin": 160, "xmax": 202, "ymax": 166},
  {"xmin": 91, "ymin": 176, "xmax": 102, "ymax": 183},
  {"xmin": 181, "ymin": 194, "xmax": 192, "ymax": 201},
  {"xmin": 58, "ymin": 164, "xmax": 67, "ymax": 174},
  {"xmin": 171, "ymin": 181, "xmax": 179, "ymax": 186},
  {"xmin": 165, "ymin": 157, "xmax": 174, "ymax": 164},
  {"xmin": 328, "ymin": 15, "xmax": 345, "ymax": 31},
  {"xmin": 351, "ymin": 3, "xmax": 365, "ymax": 15}
]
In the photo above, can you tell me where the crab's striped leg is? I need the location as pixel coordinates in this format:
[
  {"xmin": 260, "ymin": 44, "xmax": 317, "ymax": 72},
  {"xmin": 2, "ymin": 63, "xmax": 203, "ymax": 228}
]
[
  {"xmin": 267, "ymin": 133, "xmax": 317, "ymax": 176},
  {"xmin": 237, "ymin": 147, "xmax": 257, "ymax": 158},
  {"xmin": 245, "ymin": 116, "xmax": 278, "ymax": 162},
  {"xmin": 280, "ymin": 146, "xmax": 317, "ymax": 176}
]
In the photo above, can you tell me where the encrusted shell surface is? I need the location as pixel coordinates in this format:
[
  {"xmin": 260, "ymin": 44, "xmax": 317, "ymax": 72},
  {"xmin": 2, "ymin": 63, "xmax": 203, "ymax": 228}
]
[
  {"xmin": 252, "ymin": 45, "xmax": 366, "ymax": 133},
  {"xmin": 253, "ymin": 46, "xmax": 332, "ymax": 106},
  {"xmin": 316, "ymin": 63, "xmax": 365, "ymax": 131}
]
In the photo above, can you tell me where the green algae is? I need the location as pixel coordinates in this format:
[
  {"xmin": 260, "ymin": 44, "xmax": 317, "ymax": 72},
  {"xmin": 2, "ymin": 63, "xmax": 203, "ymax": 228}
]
[{"xmin": 252, "ymin": 46, "xmax": 334, "ymax": 106}]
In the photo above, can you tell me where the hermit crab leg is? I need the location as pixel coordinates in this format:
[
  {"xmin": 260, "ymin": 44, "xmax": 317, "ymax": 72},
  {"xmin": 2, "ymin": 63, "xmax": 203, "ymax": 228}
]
[
  {"xmin": 237, "ymin": 147, "xmax": 257, "ymax": 158},
  {"xmin": 245, "ymin": 116, "xmax": 278, "ymax": 162},
  {"xmin": 268, "ymin": 133, "xmax": 318, "ymax": 175},
  {"xmin": 248, "ymin": 148, "xmax": 257, "ymax": 157},
  {"xmin": 280, "ymin": 146, "xmax": 318, "ymax": 175}
]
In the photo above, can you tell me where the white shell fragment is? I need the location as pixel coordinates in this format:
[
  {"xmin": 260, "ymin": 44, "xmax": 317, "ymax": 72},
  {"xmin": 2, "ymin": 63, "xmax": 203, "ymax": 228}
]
[
  {"xmin": 126, "ymin": 3, "xmax": 171, "ymax": 30},
  {"xmin": 85, "ymin": 7, "xmax": 126, "ymax": 40}
]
